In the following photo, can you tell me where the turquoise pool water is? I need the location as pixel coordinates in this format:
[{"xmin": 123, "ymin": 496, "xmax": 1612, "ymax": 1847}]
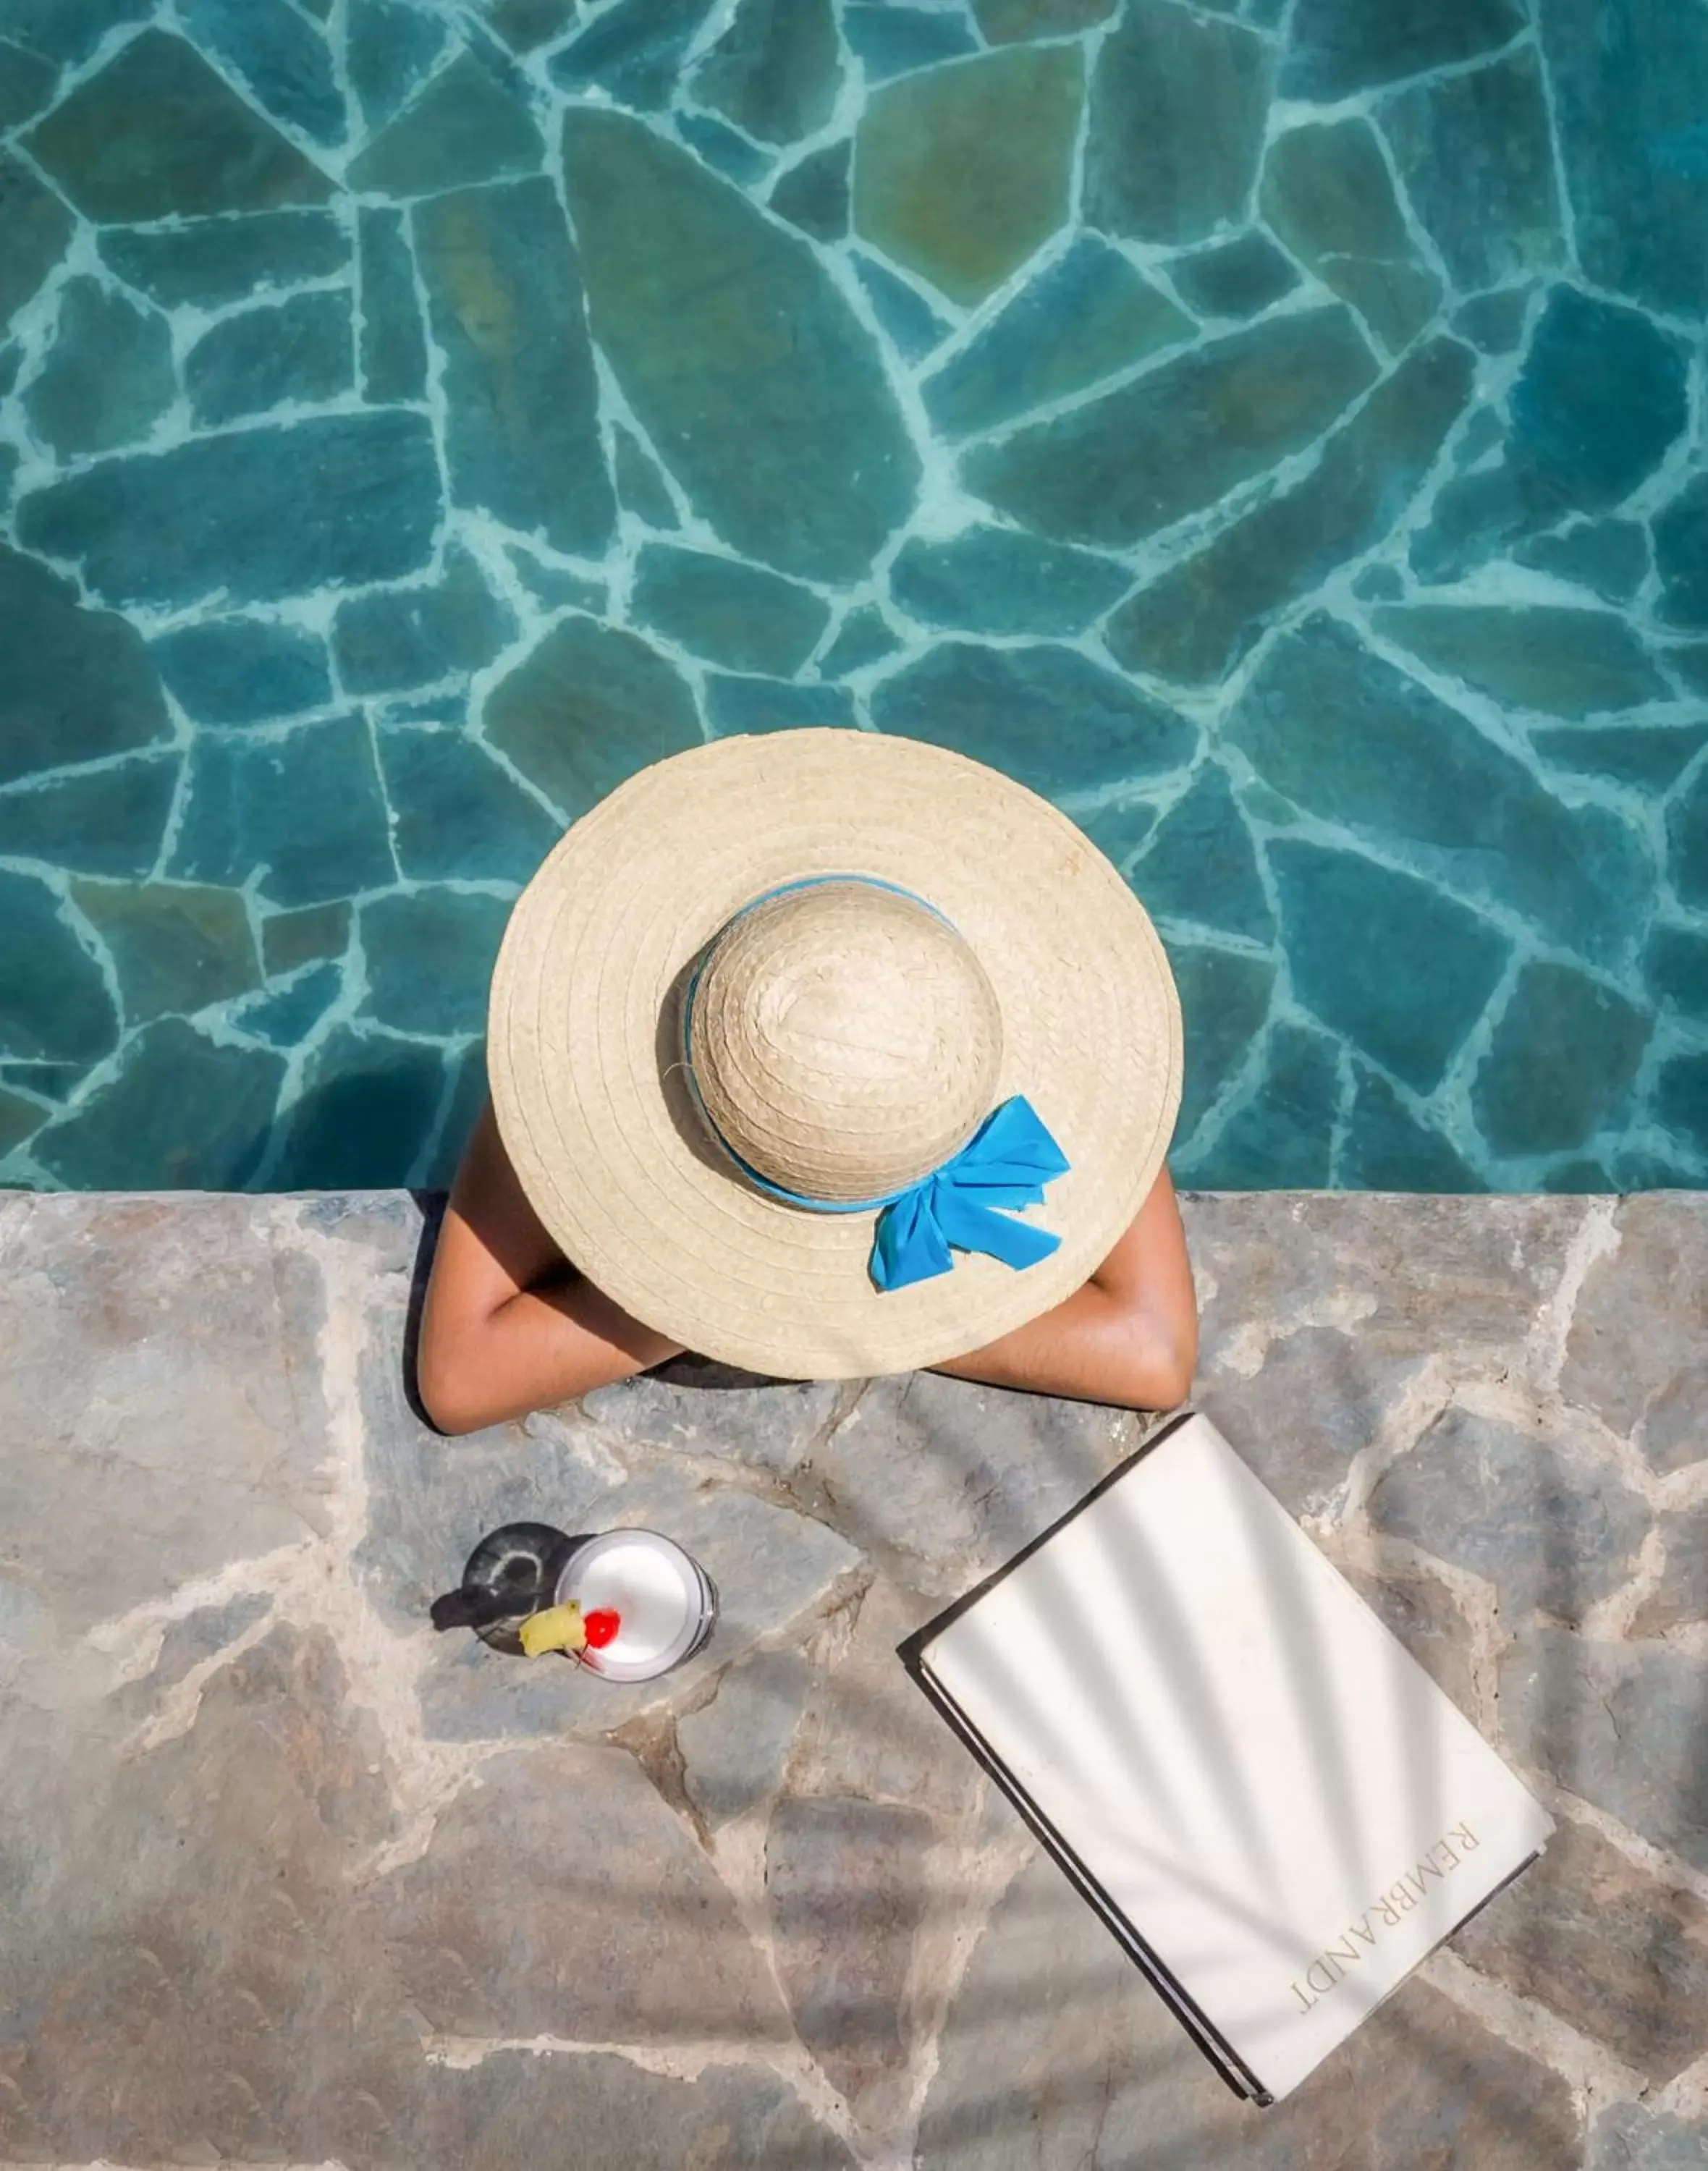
[{"xmin": 1, "ymin": 0, "xmax": 1704, "ymax": 1195}]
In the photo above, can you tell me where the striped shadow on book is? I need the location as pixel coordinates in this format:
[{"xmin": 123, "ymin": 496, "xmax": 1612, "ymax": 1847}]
[{"xmin": 900, "ymin": 1408, "xmax": 1552, "ymax": 2106}]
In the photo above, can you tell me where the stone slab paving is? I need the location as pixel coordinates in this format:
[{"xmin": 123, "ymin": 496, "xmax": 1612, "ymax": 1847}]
[
  {"xmin": 2, "ymin": 0, "xmax": 1707, "ymax": 1201},
  {"xmin": 2, "ymin": 1186, "xmax": 1707, "ymax": 2167}
]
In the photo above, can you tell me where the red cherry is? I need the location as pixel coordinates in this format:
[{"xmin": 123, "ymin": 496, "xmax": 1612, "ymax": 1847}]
[{"xmin": 583, "ymin": 1608, "xmax": 621, "ymax": 1650}]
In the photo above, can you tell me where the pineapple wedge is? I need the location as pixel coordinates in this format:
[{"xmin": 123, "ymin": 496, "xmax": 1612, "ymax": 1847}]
[{"xmin": 518, "ymin": 1601, "xmax": 588, "ymax": 1657}]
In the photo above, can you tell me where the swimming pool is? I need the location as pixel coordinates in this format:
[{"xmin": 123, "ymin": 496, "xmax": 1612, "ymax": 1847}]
[{"xmin": 1, "ymin": 0, "xmax": 1704, "ymax": 1195}]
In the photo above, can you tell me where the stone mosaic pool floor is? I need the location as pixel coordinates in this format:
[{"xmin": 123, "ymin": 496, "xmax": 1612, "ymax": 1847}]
[{"xmin": 1, "ymin": 0, "xmax": 1707, "ymax": 1195}]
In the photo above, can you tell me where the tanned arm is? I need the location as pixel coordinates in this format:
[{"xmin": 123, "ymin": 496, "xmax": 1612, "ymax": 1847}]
[
  {"xmin": 416, "ymin": 1100, "xmax": 683, "ymax": 1436},
  {"xmin": 930, "ymin": 1164, "xmax": 1198, "ymax": 1410}
]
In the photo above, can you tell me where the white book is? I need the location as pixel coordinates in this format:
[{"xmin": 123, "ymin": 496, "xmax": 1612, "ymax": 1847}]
[{"xmin": 901, "ymin": 1409, "xmax": 1553, "ymax": 2104}]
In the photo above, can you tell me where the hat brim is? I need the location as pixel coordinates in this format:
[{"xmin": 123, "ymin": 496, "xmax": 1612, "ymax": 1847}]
[{"xmin": 489, "ymin": 729, "xmax": 1182, "ymax": 1379}]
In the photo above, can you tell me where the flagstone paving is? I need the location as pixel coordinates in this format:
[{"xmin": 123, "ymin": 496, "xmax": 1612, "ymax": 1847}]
[
  {"xmin": 1, "ymin": 0, "xmax": 1707, "ymax": 1198},
  {"xmin": 2, "ymin": 1185, "xmax": 1705, "ymax": 2166}
]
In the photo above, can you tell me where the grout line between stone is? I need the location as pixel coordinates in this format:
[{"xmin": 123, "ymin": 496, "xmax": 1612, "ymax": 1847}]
[
  {"xmin": 1525, "ymin": 1195, "xmax": 1621, "ymax": 1395},
  {"xmin": 1421, "ymin": 1944, "xmax": 1649, "ymax": 2123}
]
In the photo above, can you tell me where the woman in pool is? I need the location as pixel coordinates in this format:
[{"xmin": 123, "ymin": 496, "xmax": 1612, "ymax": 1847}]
[{"xmin": 418, "ymin": 731, "xmax": 1198, "ymax": 1436}]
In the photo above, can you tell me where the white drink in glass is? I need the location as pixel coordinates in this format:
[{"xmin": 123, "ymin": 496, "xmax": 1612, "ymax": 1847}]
[{"xmin": 554, "ymin": 1528, "xmax": 717, "ymax": 1681}]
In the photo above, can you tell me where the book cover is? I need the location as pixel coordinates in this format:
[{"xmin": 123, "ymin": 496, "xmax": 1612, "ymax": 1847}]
[{"xmin": 900, "ymin": 1409, "xmax": 1553, "ymax": 2104}]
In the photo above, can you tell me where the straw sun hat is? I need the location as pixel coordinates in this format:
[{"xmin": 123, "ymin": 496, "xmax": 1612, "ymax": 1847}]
[{"xmin": 489, "ymin": 729, "xmax": 1183, "ymax": 1381}]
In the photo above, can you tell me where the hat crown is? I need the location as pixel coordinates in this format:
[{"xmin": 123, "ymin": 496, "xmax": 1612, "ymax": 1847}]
[{"xmin": 691, "ymin": 881, "xmax": 1004, "ymax": 1203}]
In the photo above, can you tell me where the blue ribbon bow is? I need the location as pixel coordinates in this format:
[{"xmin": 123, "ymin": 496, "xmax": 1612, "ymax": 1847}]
[{"xmin": 871, "ymin": 1095, "xmax": 1070, "ymax": 1292}]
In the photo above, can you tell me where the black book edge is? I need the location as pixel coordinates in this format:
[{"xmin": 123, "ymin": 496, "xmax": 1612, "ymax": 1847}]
[{"xmin": 896, "ymin": 1408, "xmax": 1274, "ymax": 2107}]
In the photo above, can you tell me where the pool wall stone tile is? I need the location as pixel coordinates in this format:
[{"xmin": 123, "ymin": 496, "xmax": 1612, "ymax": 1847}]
[
  {"xmin": 1, "ymin": 0, "xmax": 1705, "ymax": 1193},
  {"xmin": 1, "ymin": 1185, "xmax": 1704, "ymax": 2162}
]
